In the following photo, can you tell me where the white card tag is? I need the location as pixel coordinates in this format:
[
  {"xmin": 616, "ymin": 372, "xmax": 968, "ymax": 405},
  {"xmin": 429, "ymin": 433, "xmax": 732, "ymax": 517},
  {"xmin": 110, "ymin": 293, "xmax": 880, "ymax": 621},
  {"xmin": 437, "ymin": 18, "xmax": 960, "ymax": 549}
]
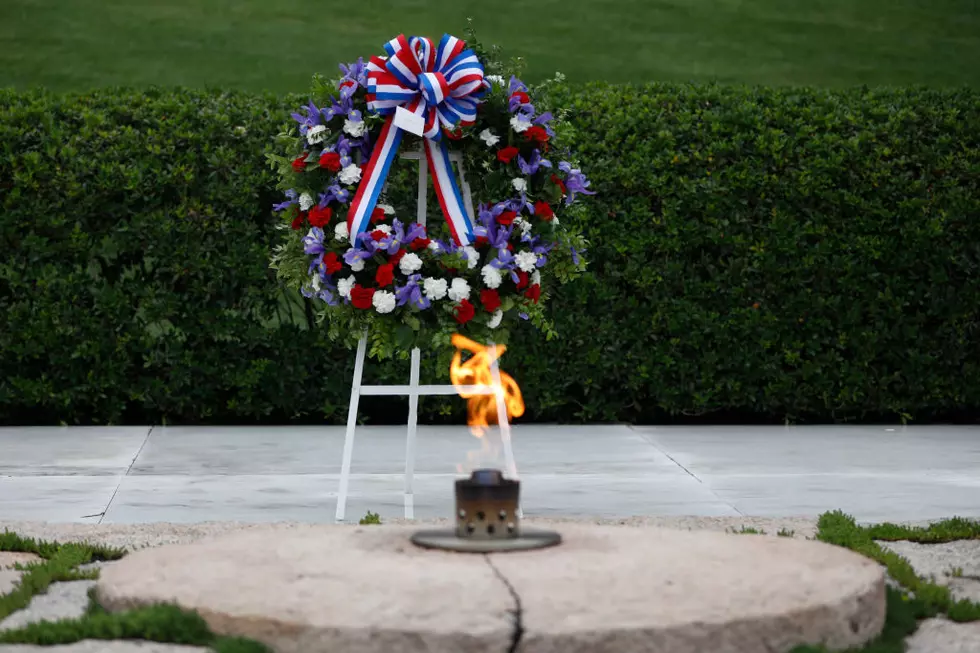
[{"xmin": 393, "ymin": 106, "xmax": 425, "ymax": 137}]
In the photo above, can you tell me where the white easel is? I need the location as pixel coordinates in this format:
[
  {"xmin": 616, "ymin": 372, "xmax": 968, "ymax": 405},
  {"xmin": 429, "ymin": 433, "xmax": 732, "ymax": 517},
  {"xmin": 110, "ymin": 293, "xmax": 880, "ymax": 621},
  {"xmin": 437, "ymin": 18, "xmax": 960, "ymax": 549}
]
[{"xmin": 334, "ymin": 147, "xmax": 520, "ymax": 523}]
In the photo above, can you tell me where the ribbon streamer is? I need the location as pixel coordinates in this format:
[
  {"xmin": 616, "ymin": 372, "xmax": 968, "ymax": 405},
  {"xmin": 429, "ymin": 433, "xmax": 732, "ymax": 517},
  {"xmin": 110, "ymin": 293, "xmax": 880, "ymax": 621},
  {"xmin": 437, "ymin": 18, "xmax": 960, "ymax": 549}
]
[{"xmin": 347, "ymin": 34, "xmax": 487, "ymax": 246}]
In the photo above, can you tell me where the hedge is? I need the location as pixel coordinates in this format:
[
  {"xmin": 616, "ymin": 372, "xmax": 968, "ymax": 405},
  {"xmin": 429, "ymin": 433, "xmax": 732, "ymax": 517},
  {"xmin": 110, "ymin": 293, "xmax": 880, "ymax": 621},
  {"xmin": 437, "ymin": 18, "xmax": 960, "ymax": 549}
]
[{"xmin": 1, "ymin": 84, "xmax": 979, "ymax": 425}]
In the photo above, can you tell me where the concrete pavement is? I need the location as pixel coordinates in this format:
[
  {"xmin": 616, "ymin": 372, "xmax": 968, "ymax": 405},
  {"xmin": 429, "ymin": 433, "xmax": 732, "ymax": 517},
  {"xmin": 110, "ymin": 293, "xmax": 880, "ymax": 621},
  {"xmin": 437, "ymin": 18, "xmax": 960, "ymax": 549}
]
[{"xmin": 1, "ymin": 424, "xmax": 978, "ymax": 523}]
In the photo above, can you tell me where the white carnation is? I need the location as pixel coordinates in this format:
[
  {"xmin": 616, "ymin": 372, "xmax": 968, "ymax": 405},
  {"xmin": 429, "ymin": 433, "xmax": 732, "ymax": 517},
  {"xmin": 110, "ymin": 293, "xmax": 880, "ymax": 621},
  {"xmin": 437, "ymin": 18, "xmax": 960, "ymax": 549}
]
[
  {"xmin": 487, "ymin": 74, "xmax": 505, "ymax": 86},
  {"xmin": 510, "ymin": 115, "xmax": 532, "ymax": 133},
  {"xmin": 479, "ymin": 128, "xmax": 500, "ymax": 147},
  {"xmin": 427, "ymin": 241, "xmax": 441, "ymax": 253},
  {"xmin": 334, "ymin": 221, "xmax": 349, "ymax": 242},
  {"xmin": 373, "ymin": 290, "xmax": 396, "ymax": 314},
  {"xmin": 487, "ymin": 309, "xmax": 503, "ymax": 329},
  {"xmin": 307, "ymin": 124, "xmax": 328, "ymax": 144},
  {"xmin": 515, "ymin": 251, "xmax": 538, "ymax": 273},
  {"xmin": 378, "ymin": 203, "xmax": 395, "ymax": 215},
  {"xmin": 337, "ymin": 276, "xmax": 355, "ymax": 299},
  {"xmin": 447, "ymin": 277, "xmax": 471, "ymax": 302},
  {"xmin": 462, "ymin": 246, "xmax": 479, "ymax": 269},
  {"xmin": 481, "ymin": 264, "xmax": 502, "ymax": 289},
  {"xmin": 373, "ymin": 224, "xmax": 392, "ymax": 235},
  {"xmin": 552, "ymin": 217, "xmax": 560, "ymax": 226},
  {"xmin": 339, "ymin": 163, "xmax": 362, "ymax": 185},
  {"xmin": 512, "ymin": 178, "xmax": 528, "ymax": 193},
  {"xmin": 513, "ymin": 217, "xmax": 533, "ymax": 235},
  {"xmin": 399, "ymin": 252, "xmax": 423, "ymax": 275},
  {"xmin": 532, "ymin": 270, "xmax": 541, "ymax": 285},
  {"xmin": 298, "ymin": 193, "xmax": 314, "ymax": 211},
  {"xmin": 311, "ymin": 273, "xmax": 322, "ymax": 291},
  {"xmin": 423, "ymin": 277, "xmax": 448, "ymax": 300},
  {"xmin": 344, "ymin": 119, "xmax": 366, "ymax": 137}
]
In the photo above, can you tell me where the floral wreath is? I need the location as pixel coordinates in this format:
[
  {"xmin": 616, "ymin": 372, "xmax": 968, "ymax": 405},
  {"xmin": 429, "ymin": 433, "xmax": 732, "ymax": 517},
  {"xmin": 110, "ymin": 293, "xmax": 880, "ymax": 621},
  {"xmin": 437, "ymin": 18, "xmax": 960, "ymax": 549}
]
[{"xmin": 271, "ymin": 30, "xmax": 594, "ymax": 359}]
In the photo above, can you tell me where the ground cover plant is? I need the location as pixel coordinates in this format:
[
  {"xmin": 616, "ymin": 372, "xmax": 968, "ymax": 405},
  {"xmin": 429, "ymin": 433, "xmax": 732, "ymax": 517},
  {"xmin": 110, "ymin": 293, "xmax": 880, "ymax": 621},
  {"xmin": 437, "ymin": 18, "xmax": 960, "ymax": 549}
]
[{"xmin": 2, "ymin": 0, "xmax": 979, "ymax": 91}]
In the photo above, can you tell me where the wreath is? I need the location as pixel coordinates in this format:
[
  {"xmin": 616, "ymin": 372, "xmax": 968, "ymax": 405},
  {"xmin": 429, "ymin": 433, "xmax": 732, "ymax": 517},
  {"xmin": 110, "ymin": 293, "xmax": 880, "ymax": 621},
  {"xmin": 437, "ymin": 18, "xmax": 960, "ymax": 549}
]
[{"xmin": 270, "ymin": 30, "xmax": 594, "ymax": 360}]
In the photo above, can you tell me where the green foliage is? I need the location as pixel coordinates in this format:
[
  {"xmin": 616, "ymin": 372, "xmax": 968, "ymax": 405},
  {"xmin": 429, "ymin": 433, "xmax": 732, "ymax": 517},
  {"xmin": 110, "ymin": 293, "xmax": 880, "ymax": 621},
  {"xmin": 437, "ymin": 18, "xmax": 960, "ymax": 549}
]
[
  {"xmin": 358, "ymin": 511, "xmax": 382, "ymax": 525},
  {"xmin": 3, "ymin": 83, "xmax": 980, "ymax": 424}
]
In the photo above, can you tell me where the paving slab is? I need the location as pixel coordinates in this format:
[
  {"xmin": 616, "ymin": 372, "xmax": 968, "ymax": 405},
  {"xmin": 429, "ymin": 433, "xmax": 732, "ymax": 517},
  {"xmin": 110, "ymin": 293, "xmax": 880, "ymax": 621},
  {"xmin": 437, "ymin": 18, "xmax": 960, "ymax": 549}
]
[
  {"xmin": 0, "ymin": 427, "xmax": 150, "ymax": 476},
  {"xmin": 0, "ymin": 476, "xmax": 118, "ymax": 522},
  {"xmin": 0, "ymin": 643, "xmax": 211, "ymax": 652},
  {"xmin": 905, "ymin": 618, "xmax": 980, "ymax": 653},
  {"xmin": 95, "ymin": 524, "xmax": 885, "ymax": 653},
  {"xmin": 636, "ymin": 425, "xmax": 980, "ymax": 522},
  {"xmin": 97, "ymin": 525, "xmax": 515, "ymax": 653}
]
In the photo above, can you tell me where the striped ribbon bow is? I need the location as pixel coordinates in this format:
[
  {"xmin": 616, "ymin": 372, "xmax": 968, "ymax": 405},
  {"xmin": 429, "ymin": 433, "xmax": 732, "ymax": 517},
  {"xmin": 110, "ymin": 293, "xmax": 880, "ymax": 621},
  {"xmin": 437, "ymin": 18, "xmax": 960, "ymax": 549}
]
[{"xmin": 346, "ymin": 34, "xmax": 488, "ymax": 246}]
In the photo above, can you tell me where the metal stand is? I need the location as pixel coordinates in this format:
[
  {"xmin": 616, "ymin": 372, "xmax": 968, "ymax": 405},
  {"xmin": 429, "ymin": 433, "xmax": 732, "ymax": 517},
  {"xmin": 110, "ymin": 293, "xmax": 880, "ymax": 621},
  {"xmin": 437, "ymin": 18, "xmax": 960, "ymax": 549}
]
[{"xmin": 334, "ymin": 148, "xmax": 520, "ymax": 523}]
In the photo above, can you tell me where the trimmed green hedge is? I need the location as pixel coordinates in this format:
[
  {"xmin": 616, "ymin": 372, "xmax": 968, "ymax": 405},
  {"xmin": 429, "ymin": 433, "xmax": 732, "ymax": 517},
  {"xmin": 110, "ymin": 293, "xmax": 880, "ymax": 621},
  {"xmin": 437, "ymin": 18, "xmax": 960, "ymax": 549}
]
[{"xmin": 1, "ymin": 84, "xmax": 979, "ymax": 425}]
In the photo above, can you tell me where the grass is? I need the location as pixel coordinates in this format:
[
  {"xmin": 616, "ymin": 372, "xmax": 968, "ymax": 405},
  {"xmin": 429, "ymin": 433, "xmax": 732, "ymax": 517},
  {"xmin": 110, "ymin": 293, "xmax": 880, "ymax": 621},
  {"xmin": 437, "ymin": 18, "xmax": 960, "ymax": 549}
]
[{"xmin": 1, "ymin": 0, "xmax": 979, "ymax": 92}]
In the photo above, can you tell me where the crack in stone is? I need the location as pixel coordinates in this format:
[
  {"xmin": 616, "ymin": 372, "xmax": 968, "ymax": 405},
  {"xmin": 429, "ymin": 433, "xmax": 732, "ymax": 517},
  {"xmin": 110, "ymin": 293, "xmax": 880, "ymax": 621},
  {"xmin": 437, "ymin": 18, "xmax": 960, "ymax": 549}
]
[{"xmin": 485, "ymin": 555, "xmax": 524, "ymax": 653}]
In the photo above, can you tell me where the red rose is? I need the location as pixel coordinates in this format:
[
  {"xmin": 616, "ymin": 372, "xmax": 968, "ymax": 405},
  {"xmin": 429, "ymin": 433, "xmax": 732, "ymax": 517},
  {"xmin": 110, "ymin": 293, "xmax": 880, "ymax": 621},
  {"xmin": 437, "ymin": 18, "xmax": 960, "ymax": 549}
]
[
  {"xmin": 322, "ymin": 251, "xmax": 342, "ymax": 276},
  {"xmin": 291, "ymin": 155, "xmax": 308, "ymax": 173},
  {"xmin": 371, "ymin": 207, "xmax": 387, "ymax": 224},
  {"xmin": 551, "ymin": 174, "xmax": 567, "ymax": 195},
  {"xmin": 525, "ymin": 125, "xmax": 549, "ymax": 144},
  {"xmin": 350, "ymin": 285, "xmax": 375, "ymax": 310},
  {"xmin": 474, "ymin": 236, "xmax": 489, "ymax": 248},
  {"xmin": 524, "ymin": 284, "xmax": 541, "ymax": 304},
  {"xmin": 319, "ymin": 151, "xmax": 342, "ymax": 172},
  {"xmin": 388, "ymin": 249, "xmax": 406, "ymax": 266},
  {"xmin": 453, "ymin": 299, "xmax": 475, "ymax": 325},
  {"xmin": 497, "ymin": 210, "xmax": 517, "ymax": 226},
  {"xmin": 507, "ymin": 242, "xmax": 514, "ymax": 252},
  {"xmin": 308, "ymin": 205, "xmax": 332, "ymax": 228},
  {"xmin": 410, "ymin": 237, "xmax": 431, "ymax": 251},
  {"xmin": 510, "ymin": 91, "xmax": 530, "ymax": 105},
  {"xmin": 445, "ymin": 127, "xmax": 464, "ymax": 140},
  {"xmin": 290, "ymin": 212, "xmax": 306, "ymax": 230},
  {"xmin": 480, "ymin": 289, "xmax": 501, "ymax": 313},
  {"xmin": 515, "ymin": 270, "xmax": 529, "ymax": 290},
  {"xmin": 375, "ymin": 263, "xmax": 394, "ymax": 288},
  {"xmin": 497, "ymin": 146, "xmax": 520, "ymax": 164},
  {"xmin": 534, "ymin": 201, "xmax": 554, "ymax": 221},
  {"xmin": 340, "ymin": 80, "xmax": 356, "ymax": 90},
  {"xmin": 371, "ymin": 230, "xmax": 387, "ymax": 242}
]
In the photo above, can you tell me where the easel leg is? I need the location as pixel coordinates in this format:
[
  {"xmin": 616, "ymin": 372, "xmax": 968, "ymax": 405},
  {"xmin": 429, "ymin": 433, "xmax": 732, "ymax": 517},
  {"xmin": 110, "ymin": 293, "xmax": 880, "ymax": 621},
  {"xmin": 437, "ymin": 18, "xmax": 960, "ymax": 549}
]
[
  {"xmin": 489, "ymin": 342, "xmax": 522, "ymax": 518},
  {"xmin": 336, "ymin": 334, "xmax": 367, "ymax": 523},
  {"xmin": 404, "ymin": 347, "xmax": 421, "ymax": 519}
]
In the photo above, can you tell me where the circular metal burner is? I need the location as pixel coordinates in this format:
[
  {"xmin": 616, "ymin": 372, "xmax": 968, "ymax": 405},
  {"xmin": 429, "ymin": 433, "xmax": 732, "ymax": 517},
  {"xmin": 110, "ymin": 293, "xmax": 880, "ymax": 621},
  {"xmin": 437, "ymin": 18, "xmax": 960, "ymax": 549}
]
[{"xmin": 411, "ymin": 528, "xmax": 562, "ymax": 553}]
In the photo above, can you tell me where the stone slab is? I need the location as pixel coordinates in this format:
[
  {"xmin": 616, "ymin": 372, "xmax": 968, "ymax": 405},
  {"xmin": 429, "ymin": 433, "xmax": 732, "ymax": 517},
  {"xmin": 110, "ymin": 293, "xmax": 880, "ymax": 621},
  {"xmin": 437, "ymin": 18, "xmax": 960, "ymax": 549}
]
[
  {"xmin": 490, "ymin": 525, "xmax": 885, "ymax": 653},
  {"xmin": 0, "ymin": 476, "xmax": 118, "ymax": 522},
  {"xmin": 97, "ymin": 524, "xmax": 885, "ymax": 653},
  {"xmin": 0, "ymin": 570, "xmax": 22, "ymax": 596},
  {"xmin": 905, "ymin": 618, "xmax": 980, "ymax": 653},
  {"xmin": 878, "ymin": 539, "xmax": 980, "ymax": 602},
  {"xmin": 0, "ymin": 553, "xmax": 42, "ymax": 569},
  {"xmin": 97, "ymin": 525, "xmax": 515, "ymax": 653},
  {"xmin": 0, "ymin": 581, "xmax": 95, "ymax": 632},
  {"xmin": 0, "ymin": 643, "xmax": 211, "ymax": 652}
]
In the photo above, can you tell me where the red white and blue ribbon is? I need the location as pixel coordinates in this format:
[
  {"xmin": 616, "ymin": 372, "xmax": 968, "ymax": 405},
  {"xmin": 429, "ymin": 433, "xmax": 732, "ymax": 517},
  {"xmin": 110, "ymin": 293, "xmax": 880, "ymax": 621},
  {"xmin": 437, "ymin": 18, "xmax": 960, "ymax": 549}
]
[{"xmin": 347, "ymin": 34, "xmax": 487, "ymax": 246}]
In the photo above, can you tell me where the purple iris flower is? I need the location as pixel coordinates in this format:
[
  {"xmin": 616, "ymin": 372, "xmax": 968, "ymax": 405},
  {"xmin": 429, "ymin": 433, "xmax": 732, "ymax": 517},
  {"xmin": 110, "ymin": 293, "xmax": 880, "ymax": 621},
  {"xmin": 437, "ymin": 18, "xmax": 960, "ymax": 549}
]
[
  {"xmin": 433, "ymin": 238, "xmax": 459, "ymax": 256},
  {"xmin": 340, "ymin": 58, "xmax": 368, "ymax": 89},
  {"xmin": 491, "ymin": 247, "xmax": 516, "ymax": 271},
  {"xmin": 569, "ymin": 246, "xmax": 584, "ymax": 266},
  {"xmin": 473, "ymin": 203, "xmax": 514, "ymax": 250},
  {"xmin": 381, "ymin": 219, "xmax": 427, "ymax": 254},
  {"xmin": 559, "ymin": 162, "xmax": 597, "ymax": 205},
  {"xmin": 317, "ymin": 287, "xmax": 339, "ymax": 306},
  {"xmin": 518, "ymin": 149, "xmax": 552, "ymax": 176},
  {"xmin": 534, "ymin": 112, "xmax": 556, "ymax": 138},
  {"xmin": 273, "ymin": 189, "xmax": 298, "ymax": 212},
  {"xmin": 344, "ymin": 245, "xmax": 372, "ymax": 267},
  {"xmin": 505, "ymin": 193, "xmax": 535, "ymax": 215},
  {"xmin": 303, "ymin": 227, "xmax": 326, "ymax": 256},
  {"xmin": 320, "ymin": 184, "xmax": 350, "ymax": 207},
  {"xmin": 395, "ymin": 274, "xmax": 431, "ymax": 310},
  {"xmin": 519, "ymin": 312, "xmax": 530, "ymax": 320},
  {"xmin": 290, "ymin": 100, "xmax": 324, "ymax": 135},
  {"xmin": 509, "ymin": 76, "xmax": 527, "ymax": 95}
]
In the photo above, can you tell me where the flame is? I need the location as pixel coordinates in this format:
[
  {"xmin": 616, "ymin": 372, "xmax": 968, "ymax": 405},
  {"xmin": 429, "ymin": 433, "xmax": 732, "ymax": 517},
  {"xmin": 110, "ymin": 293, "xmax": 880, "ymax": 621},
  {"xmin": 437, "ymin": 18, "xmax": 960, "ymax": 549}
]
[{"xmin": 449, "ymin": 334, "xmax": 524, "ymax": 437}]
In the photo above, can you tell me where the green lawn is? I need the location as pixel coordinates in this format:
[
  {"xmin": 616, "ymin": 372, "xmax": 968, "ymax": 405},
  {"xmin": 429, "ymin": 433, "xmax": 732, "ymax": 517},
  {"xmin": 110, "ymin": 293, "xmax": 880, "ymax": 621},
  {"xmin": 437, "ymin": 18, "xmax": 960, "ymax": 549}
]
[{"xmin": 1, "ymin": 0, "xmax": 978, "ymax": 92}]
